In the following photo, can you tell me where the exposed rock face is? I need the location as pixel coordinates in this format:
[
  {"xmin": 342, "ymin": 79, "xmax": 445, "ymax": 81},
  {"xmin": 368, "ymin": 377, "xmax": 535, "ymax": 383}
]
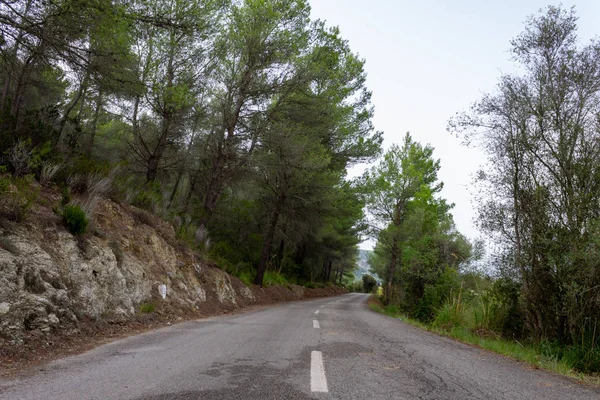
[
  {"xmin": 0, "ymin": 197, "xmax": 341, "ymax": 345},
  {"xmin": 0, "ymin": 198, "xmax": 230, "ymax": 342}
]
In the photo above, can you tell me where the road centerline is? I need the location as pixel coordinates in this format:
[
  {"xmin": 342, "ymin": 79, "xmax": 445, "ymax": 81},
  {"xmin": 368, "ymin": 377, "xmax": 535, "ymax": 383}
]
[
  {"xmin": 313, "ymin": 320, "xmax": 320, "ymax": 329},
  {"xmin": 315, "ymin": 310, "xmax": 319, "ymax": 314},
  {"xmin": 310, "ymin": 351, "xmax": 328, "ymax": 393}
]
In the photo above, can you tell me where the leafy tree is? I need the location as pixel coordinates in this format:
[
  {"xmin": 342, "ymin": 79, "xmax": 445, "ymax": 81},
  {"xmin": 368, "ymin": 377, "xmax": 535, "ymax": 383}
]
[
  {"xmin": 0, "ymin": 0, "xmax": 381, "ymax": 293},
  {"xmin": 361, "ymin": 133, "xmax": 442, "ymax": 304},
  {"xmin": 450, "ymin": 5, "xmax": 600, "ymax": 346},
  {"xmin": 362, "ymin": 274, "xmax": 377, "ymax": 293}
]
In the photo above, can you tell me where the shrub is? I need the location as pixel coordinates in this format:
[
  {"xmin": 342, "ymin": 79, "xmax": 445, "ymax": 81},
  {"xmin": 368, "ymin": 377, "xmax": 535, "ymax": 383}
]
[
  {"xmin": 63, "ymin": 204, "xmax": 88, "ymax": 234},
  {"xmin": 139, "ymin": 303, "xmax": 155, "ymax": 314},
  {"xmin": 8, "ymin": 140, "xmax": 33, "ymax": 176},
  {"xmin": 0, "ymin": 174, "xmax": 38, "ymax": 222},
  {"xmin": 237, "ymin": 270, "xmax": 254, "ymax": 286},
  {"xmin": 60, "ymin": 185, "xmax": 72, "ymax": 206},
  {"xmin": 362, "ymin": 274, "xmax": 377, "ymax": 293},
  {"xmin": 0, "ymin": 175, "xmax": 9, "ymax": 194},
  {"xmin": 263, "ymin": 271, "xmax": 288, "ymax": 287},
  {"xmin": 39, "ymin": 162, "xmax": 61, "ymax": 187},
  {"xmin": 433, "ymin": 285, "xmax": 466, "ymax": 331},
  {"xmin": 350, "ymin": 280, "xmax": 363, "ymax": 292}
]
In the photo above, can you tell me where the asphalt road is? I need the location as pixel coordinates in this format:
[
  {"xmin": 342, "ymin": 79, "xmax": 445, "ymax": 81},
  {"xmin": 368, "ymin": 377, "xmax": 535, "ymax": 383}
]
[{"xmin": 1, "ymin": 293, "xmax": 599, "ymax": 400}]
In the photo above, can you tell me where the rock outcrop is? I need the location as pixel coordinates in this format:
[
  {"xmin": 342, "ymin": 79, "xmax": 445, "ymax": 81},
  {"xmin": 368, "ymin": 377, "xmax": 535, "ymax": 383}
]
[{"xmin": 0, "ymin": 195, "xmax": 341, "ymax": 345}]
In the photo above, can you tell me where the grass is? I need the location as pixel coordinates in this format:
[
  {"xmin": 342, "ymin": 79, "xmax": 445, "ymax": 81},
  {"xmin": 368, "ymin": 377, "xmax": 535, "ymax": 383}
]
[
  {"xmin": 367, "ymin": 296, "xmax": 600, "ymax": 385},
  {"xmin": 263, "ymin": 271, "xmax": 289, "ymax": 287},
  {"xmin": 229, "ymin": 269, "xmax": 294, "ymax": 288},
  {"xmin": 139, "ymin": 303, "xmax": 156, "ymax": 314},
  {"xmin": 237, "ymin": 270, "xmax": 254, "ymax": 286}
]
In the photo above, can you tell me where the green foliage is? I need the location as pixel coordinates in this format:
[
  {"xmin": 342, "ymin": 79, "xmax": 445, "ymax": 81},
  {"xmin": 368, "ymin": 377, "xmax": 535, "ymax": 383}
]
[
  {"xmin": 362, "ymin": 274, "xmax": 377, "ymax": 293},
  {"xmin": 350, "ymin": 280, "xmax": 363, "ymax": 293},
  {"xmin": 0, "ymin": 174, "xmax": 39, "ymax": 222},
  {"xmin": 237, "ymin": 270, "xmax": 255, "ymax": 287},
  {"xmin": 449, "ymin": 4, "xmax": 600, "ymax": 367},
  {"xmin": 0, "ymin": 175, "xmax": 9, "ymax": 194},
  {"xmin": 61, "ymin": 185, "xmax": 72, "ymax": 206},
  {"xmin": 263, "ymin": 271, "xmax": 289, "ymax": 287},
  {"xmin": 413, "ymin": 268, "xmax": 461, "ymax": 322},
  {"xmin": 364, "ymin": 134, "xmax": 475, "ymax": 307},
  {"xmin": 62, "ymin": 204, "xmax": 89, "ymax": 235},
  {"xmin": 369, "ymin": 297, "xmax": 597, "ymax": 379},
  {"xmin": 139, "ymin": 303, "xmax": 156, "ymax": 314}
]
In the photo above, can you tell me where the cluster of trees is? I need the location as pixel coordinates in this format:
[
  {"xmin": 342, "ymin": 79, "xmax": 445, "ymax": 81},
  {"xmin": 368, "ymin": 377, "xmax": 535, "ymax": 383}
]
[
  {"xmin": 451, "ymin": 6, "xmax": 600, "ymax": 365},
  {"xmin": 0, "ymin": 0, "xmax": 382, "ymax": 286},
  {"xmin": 362, "ymin": 133, "xmax": 476, "ymax": 316}
]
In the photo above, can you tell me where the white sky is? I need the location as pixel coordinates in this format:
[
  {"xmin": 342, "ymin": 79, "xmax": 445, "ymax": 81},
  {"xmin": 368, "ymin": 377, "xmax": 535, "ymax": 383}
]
[{"xmin": 309, "ymin": 1, "xmax": 600, "ymax": 249}]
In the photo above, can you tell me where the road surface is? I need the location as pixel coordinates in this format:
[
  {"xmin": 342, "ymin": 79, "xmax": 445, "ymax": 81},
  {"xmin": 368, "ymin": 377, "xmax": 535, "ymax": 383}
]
[{"xmin": 1, "ymin": 293, "xmax": 599, "ymax": 399}]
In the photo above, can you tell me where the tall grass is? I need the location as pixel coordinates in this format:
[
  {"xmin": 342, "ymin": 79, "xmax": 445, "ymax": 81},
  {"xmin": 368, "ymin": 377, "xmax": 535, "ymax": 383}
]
[{"xmin": 368, "ymin": 293, "xmax": 600, "ymax": 383}]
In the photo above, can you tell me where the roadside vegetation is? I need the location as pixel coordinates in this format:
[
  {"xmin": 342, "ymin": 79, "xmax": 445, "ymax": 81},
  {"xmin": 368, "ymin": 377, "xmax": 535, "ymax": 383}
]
[
  {"xmin": 366, "ymin": 6, "xmax": 600, "ymax": 378},
  {"xmin": 368, "ymin": 295, "xmax": 599, "ymax": 384},
  {"xmin": 3, "ymin": 0, "xmax": 599, "ymax": 381},
  {"xmin": 0, "ymin": 0, "xmax": 383, "ymax": 288}
]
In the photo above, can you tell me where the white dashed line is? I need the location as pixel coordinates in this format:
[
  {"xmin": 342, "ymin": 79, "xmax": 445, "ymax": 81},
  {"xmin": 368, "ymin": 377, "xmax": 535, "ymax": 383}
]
[
  {"xmin": 313, "ymin": 320, "xmax": 320, "ymax": 329},
  {"xmin": 311, "ymin": 351, "xmax": 328, "ymax": 393},
  {"xmin": 314, "ymin": 310, "xmax": 319, "ymax": 314}
]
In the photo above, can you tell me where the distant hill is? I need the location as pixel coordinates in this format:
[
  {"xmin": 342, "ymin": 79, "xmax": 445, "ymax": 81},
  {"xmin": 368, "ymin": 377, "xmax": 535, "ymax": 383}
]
[{"xmin": 355, "ymin": 249, "xmax": 379, "ymax": 282}]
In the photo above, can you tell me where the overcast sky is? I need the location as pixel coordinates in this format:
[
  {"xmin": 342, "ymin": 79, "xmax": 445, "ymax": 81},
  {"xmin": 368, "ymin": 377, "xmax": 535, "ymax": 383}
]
[{"xmin": 309, "ymin": 0, "xmax": 600, "ymax": 249}]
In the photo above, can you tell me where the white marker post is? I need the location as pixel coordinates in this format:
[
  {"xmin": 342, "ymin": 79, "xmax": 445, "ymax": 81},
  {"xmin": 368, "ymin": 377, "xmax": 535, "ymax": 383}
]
[{"xmin": 158, "ymin": 284, "xmax": 167, "ymax": 300}]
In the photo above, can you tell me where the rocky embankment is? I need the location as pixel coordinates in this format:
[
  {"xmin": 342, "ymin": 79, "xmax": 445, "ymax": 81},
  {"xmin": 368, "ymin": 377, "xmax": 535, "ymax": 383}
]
[{"xmin": 0, "ymin": 191, "xmax": 344, "ymax": 372}]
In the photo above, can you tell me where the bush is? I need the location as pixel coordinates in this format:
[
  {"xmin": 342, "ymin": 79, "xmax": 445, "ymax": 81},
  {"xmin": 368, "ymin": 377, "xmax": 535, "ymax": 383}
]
[
  {"xmin": 39, "ymin": 162, "xmax": 61, "ymax": 187},
  {"xmin": 490, "ymin": 277, "xmax": 524, "ymax": 338},
  {"xmin": 60, "ymin": 185, "xmax": 72, "ymax": 206},
  {"xmin": 350, "ymin": 280, "xmax": 363, "ymax": 292},
  {"xmin": 263, "ymin": 271, "xmax": 288, "ymax": 287},
  {"xmin": 0, "ymin": 174, "xmax": 39, "ymax": 222},
  {"xmin": 540, "ymin": 340, "xmax": 600, "ymax": 374},
  {"xmin": 414, "ymin": 268, "xmax": 461, "ymax": 322},
  {"xmin": 237, "ymin": 270, "xmax": 254, "ymax": 286},
  {"xmin": 139, "ymin": 303, "xmax": 156, "ymax": 314},
  {"xmin": 362, "ymin": 274, "xmax": 377, "ymax": 293},
  {"xmin": 63, "ymin": 204, "xmax": 88, "ymax": 234}
]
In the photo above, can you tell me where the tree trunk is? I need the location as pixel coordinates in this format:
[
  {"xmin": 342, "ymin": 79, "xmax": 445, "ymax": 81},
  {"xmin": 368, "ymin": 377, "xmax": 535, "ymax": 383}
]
[
  {"xmin": 184, "ymin": 172, "xmax": 198, "ymax": 213},
  {"xmin": 169, "ymin": 121, "xmax": 199, "ymax": 209},
  {"xmin": 326, "ymin": 260, "xmax": 333, "ymax": 282},
  {"xmin": 146, "ymin": 26, "xmax": 176, "ymax": 183},
  {"xmin": 254, "ymin": 194, "xmax": 285, "ymax": 286},
  {"xmin": 1, "ymin": 0, "xmax": 33, "ymax": 109},
  {"xmin": 146, "ymin": 119, "xmax": 170, "ymax": 182},
  {"xmin": 385, "ymin": 236, "xmax": 400, "ymax": 305},
  {"xmin": 58, "ymin": 74, "xmax": 89, "ymax": 147},
  {"xmin": 10, "ymin": 51, "xmax": 36, "ymax": 122},
  {"xmin": 86, "ymin": 90, "xmax": 103, "ymax": 156},
  {"xmin": 276, "ymin": 239, "xmax": 285, "ymax": 273}
]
